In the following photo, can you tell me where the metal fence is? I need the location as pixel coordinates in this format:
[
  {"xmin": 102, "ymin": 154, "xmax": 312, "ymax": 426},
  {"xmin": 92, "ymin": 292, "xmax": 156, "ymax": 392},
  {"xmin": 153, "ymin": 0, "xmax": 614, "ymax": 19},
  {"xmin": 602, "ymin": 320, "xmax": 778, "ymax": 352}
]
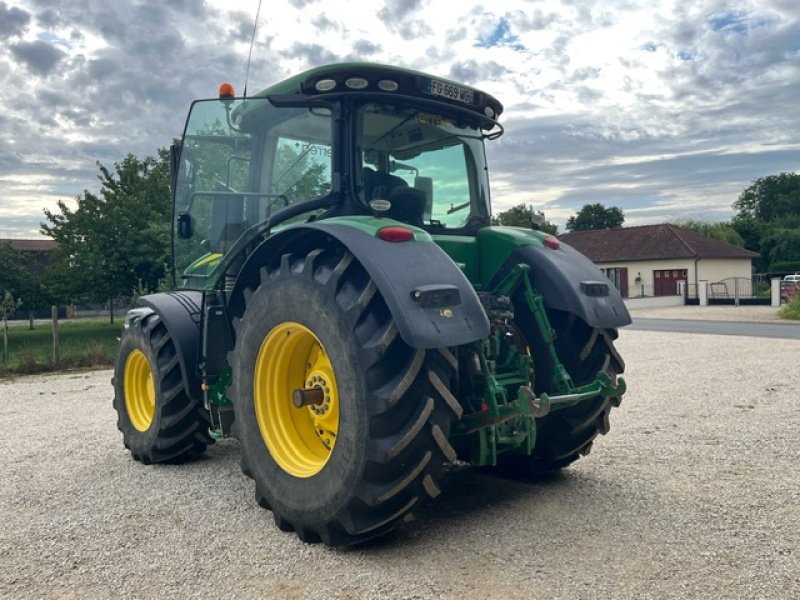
[{"xmin": 686, "ymin": 277, "xmax": 771, "ymax": 305}]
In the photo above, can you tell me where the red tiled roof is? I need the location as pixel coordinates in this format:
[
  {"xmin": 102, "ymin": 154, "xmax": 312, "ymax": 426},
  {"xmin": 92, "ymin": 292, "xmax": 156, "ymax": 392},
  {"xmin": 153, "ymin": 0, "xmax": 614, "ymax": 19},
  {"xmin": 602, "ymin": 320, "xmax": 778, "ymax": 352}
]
[
  {"xmin": 0, "ymin": 238, "xmax": 58, "ymax": 252},
  {"xmin": 558, "ymin": 224, "xmax": 759, "ymax": 262}
]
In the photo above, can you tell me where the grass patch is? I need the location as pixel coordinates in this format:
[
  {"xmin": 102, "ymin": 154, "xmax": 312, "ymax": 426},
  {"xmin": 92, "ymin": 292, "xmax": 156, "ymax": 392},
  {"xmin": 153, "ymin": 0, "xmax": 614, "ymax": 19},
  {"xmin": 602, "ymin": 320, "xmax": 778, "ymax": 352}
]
[
  {"xmin": 1, "ymin": 319, "xmax": 121, "ymax": 376},
  {"xmin": 779, "ymin": 293, "xmax": 800, "ymax": 320}
]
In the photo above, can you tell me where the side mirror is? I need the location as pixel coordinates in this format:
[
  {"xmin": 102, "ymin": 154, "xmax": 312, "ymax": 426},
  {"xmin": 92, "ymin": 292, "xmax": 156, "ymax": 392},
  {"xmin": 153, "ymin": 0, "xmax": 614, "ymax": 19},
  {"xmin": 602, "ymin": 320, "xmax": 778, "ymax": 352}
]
[{"xmin": 177, "ymin": 213, "xmax": 195, "ymax": 239}]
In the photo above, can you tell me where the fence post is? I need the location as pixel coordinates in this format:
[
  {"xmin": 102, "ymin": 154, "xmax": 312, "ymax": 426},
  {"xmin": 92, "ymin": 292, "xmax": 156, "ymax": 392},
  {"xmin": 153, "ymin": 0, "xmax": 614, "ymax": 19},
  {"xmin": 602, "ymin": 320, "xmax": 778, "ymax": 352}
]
[
  {"xmin": 2, "ymin": 316, "xmax": 7, "ymax": 370},
  {"xmin": 699, "ymin": 280, "xmax": 709, "ymax": 306},
  {"xmin": 51, "ymin": 305, "xmax": 60, "ymax": 364},
  {"xmin": 771, "ymin": 278, "xmax": 781, "ymax": 307},
  {"xmin": 734, "ymin": 278, "xmax": 739, "ymax": 306}
]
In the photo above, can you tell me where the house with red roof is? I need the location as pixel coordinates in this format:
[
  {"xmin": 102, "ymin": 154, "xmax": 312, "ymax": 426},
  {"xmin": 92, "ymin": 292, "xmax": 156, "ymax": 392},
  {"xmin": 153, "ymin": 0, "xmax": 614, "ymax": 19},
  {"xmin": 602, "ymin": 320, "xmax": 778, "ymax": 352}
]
[
  {"xmin": 0, "ymin": 238, "xmax": 58, "ymax": 277},
  {"xmin": 558, "ymin": 224, "xmax": 759, "ymax": 298},
  {"xmin": 0, "ymin": 239, "xmax": 58, "ymax": 253}
]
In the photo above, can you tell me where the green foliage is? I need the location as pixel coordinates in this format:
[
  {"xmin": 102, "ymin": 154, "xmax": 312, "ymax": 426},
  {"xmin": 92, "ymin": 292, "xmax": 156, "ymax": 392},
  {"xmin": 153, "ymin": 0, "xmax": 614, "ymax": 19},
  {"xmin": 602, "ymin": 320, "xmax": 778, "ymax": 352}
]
[
  {"xmin": 1, "ymin": 290, "xmax": 22, "ymax": 322},
  {"xmin": 761, "ymin": 228, "xmax": 800, "ymax": 272},
  {"xmin": 491, "ymin": 203, "xmax": 558, "ymax": 234},
  {"xmin": 778, "ymin": 291, "xmax": 800, "ymax": 320},
  {"xmin": 566, "ymin": 203, "xmax": 624, "ymax": 231},
  {"xmin": 770, "ymin": 260, "xmax": 800, "ymax": 273},
  {"xmin": 674, "ymin": 219, "xmax": 744, "ymax": 246},
  {"xmin": 734, "ymin": 172, "xmax": 800, "ymax": 223},
  {"xmin": 0, "ymin": 244, "xmax": 25, "ymax": 299},
  {"xmin": 41, "ymin": 151, "xmax": 171, "ymax": 309},
  {"xmin": 1, "ymin": 290, "xmax": 23, "ymax": 369},
  {"xmin": 0, "ymin": 243, "xmax": 50, "ymax": 318},
  {"xmin": 732, "ymin": 172, "xmax": 800, "ymax": 271}
]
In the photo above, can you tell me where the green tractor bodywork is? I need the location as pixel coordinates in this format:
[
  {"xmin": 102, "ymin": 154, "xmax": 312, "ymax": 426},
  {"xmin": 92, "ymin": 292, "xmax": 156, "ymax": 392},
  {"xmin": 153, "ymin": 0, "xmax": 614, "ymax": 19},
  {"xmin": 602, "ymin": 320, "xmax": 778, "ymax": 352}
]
[{"xmin": 115, "ymin": 62, "xmax": 630, "ymax": 545}]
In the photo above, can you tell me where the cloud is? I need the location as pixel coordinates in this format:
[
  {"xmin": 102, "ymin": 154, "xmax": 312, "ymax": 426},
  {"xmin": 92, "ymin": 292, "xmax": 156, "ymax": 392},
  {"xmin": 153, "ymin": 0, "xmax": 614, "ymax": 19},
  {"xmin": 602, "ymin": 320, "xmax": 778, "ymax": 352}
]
[
  {"xmin": 0, "ymin": 0, "xmax": 799, "ymax": 237},
  {"xmin": 376, "ymin": 0, "xmax": 431, "ymax": 39},
  {"xmin": 9, "ymin": 40, "xmax": 65, "ymax": 74},
  {"xmin": 376, "ymin": 0, "xmax": 424, "ymax": 24},
  {"xmin": 352, "ymin": 40, "xmax": 381, "ymax": 56},
  {"xmin": 475, "ymin": 17, "xmax": 526, "ymax": 51},
  {"xmin": 0, "ymin": 2, "xmax": 30, "ymax": 39},
  {"xmin": 311, "ymin": 14, "xmax": 341, "ymax": 33},
  {"xmin": 281, "ymin": 42, "xmax": 339, "ymax": 65},
  {"xmin": 449, "ymin": 59, "xmax": 510, "ymax": 85}
]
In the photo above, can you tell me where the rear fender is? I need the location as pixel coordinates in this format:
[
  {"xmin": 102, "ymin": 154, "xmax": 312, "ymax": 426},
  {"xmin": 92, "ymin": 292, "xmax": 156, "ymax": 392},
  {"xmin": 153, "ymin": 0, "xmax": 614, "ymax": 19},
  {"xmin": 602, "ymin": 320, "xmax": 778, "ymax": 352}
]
[
  {"xmin": 491, "ymin": 244, "xmax": 632, "ymax": 329},
  {"xmin": 229, "ymin": 221, "xmax": 490, "ymax": 349},
  {"xmin": 133, "ymin": 291, "xmax": 203, "ymax": 401}
]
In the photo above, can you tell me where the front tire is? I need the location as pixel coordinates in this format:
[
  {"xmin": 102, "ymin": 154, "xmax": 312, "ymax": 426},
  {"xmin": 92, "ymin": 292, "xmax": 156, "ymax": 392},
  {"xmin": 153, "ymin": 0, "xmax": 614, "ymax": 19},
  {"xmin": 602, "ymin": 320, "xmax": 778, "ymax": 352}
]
[
  {"xmin": 229, "ymin": 249, "xmax": 459, "ymax": 546},
  {"xmin": 112, "ymin": 312, "xmax": 213, "ymax": 464}
]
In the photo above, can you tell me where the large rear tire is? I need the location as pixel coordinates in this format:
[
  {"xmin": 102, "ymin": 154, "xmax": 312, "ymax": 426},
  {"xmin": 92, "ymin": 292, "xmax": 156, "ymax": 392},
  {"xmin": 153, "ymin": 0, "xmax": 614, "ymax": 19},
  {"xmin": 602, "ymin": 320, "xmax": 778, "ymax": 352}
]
[
  {"xmin": 112, "ymin": 312, "xmax": 213, "ymax": 464},
  {"xmin": 229, "ymin": 248, "xmax": 459, "ymax": 546},
  {"xmin": 496, "ymin": 306, "xmax": 625, "ymax": 476}
]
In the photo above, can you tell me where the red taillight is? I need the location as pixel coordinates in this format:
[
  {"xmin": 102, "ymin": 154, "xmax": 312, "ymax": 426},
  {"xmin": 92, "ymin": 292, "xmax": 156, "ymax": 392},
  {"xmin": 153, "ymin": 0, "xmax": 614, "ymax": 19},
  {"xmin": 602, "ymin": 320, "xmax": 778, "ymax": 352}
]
[
  {"xmin": 377, "ymin": 226, "xmax": 414, "ymax": 242},
  {"xmin": 544, "ymin": 236, "xmax": 560, "ymax": 249}
]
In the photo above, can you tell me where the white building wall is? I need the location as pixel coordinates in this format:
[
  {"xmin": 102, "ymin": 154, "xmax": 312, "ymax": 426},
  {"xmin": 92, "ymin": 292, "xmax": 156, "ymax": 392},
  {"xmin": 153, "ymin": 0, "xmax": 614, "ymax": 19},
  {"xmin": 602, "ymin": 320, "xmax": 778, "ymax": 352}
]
[
  {"xmin": 696, "ymin": 258, "xmax": 752, "ymax": 282},
  {"xmin": 597, "ymin": 257, "xmax": 753, "ymax": 297},
  {"xmin": 597, "ymin": 259, "xmax": 696, "ymax": 297}
]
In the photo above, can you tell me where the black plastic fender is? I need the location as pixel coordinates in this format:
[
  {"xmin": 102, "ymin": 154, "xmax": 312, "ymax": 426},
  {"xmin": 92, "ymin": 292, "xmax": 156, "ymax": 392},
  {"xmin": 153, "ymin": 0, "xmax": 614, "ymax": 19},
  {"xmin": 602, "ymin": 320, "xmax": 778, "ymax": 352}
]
[
  {"xmin": 231, "ymin": 224, "xmax": 490, "ymax": 349},
  {"xmin": 132, "ymin": 291, "xmax": 204, "ymax": 401},
  {"xmin": 492, "ymin": 243, "xmax": 632, "ymax": 329}
]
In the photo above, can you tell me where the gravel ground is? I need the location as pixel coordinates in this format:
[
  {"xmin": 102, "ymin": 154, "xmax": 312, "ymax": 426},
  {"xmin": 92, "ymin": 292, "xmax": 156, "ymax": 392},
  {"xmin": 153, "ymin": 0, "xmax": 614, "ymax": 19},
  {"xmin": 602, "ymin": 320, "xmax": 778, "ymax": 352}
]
[{"xmin": 1, "ymin": 330, "xmax": 799, "ymax": 599}]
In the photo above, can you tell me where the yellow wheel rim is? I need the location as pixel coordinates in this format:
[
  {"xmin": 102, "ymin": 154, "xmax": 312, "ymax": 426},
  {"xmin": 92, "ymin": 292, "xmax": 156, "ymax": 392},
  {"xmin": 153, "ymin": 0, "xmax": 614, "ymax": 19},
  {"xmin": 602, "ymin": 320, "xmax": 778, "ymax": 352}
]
[
  {"xmin": 124, "ymin": 349, "xmax": 156, "ymax": 432},
  {"xmin": 254, "ymin": 321, "xmax": 340, "ymax": 478}
]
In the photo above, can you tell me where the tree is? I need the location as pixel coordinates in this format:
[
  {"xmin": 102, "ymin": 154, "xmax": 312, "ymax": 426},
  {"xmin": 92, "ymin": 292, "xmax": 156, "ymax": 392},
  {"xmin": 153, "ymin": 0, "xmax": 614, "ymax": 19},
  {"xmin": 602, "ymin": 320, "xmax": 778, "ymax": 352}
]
[
  {"xmin": 760, "ymin": 228, "xmax": 800, "ymax": 272},
  {"xmin": 1, "ymin": 290, "xmax": 22, "ymax": 369},
  {"xmin": 732, "ymin": 172, "xmax": 800, "ymax": 272},
  {"xmin": 0, "ymin": 243, "xmax": 49, "ymax": 329},
  {"xmin": 0, "ymin": 244, "xmax": 26, "ymax": 300},
  {"xmin": 673, "ymin": 219, "xmax": 744, "ymax": 247},
  {"xmin": 491, "ymin": 203, "xmax": 558, "ymax": 234},
  {"xmin": 41, "ymin": 151, "xmax": 171, "ymax": 322},
  {"xmin": 734, "ymin": 173, "xmax": 800, "ymax": 224},
  {"xmin": 566, "ymin": 203, "xmax": 624, "ymax": 231}
]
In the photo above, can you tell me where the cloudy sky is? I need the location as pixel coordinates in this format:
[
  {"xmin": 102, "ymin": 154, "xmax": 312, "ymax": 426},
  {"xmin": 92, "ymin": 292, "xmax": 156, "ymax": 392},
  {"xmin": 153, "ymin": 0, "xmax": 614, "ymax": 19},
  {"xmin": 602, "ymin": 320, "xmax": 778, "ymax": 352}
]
[{"xmin": 1, "ymin": 0, "xmax": 799, "ymax": 238}]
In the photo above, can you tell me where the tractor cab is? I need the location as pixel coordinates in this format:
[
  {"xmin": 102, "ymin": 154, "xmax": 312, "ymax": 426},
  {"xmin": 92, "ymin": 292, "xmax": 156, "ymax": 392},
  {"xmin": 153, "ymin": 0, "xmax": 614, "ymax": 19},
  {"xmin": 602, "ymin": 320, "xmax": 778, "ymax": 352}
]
[{"xmin": 171, "ymin": 64, "xmax": 502, "ymax": 288}]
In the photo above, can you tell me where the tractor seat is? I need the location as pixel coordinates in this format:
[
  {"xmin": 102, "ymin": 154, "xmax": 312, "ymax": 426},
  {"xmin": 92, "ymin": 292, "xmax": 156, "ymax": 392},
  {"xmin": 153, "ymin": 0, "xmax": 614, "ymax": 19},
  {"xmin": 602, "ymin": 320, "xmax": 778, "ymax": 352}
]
[{"xmin": 363, "ymin": 168, "xmax": 425, "ymax": 227}]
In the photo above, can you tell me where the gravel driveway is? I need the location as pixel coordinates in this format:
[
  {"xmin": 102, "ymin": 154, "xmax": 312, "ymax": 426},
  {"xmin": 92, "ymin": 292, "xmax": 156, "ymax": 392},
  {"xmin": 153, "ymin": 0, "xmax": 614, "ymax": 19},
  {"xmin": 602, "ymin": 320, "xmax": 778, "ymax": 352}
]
[{"xmin": 1, "ymin": 330, "xmax": 798, "ymax": 599}]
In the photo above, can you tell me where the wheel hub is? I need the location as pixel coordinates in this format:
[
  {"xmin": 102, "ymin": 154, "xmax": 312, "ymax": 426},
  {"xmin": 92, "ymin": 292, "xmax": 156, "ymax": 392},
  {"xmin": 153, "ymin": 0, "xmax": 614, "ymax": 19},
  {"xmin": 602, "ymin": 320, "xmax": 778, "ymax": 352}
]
[
  {"xmin": 254, "ymin": 322, "xmax": 340, "ymax": 478},
  {"xmin": 123, "ymin": 349, "xmax": 156, "ymax": 432}
]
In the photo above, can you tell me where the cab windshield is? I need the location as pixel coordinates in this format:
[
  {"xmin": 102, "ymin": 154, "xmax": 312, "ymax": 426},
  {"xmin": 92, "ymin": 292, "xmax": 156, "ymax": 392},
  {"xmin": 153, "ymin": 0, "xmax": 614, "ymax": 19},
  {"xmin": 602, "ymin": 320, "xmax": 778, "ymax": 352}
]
[
  {"xmin": 356, "ymin": 103, "xmax": 489, "ymax": 229},
  {"xmin": 173, "ymin": 98, "xmax": 332, "ymax": 281}
]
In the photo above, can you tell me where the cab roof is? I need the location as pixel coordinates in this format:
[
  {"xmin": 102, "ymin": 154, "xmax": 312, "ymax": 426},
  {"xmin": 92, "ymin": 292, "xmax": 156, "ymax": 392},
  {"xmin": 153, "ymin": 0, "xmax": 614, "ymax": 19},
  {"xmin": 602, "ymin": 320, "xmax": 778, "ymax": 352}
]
[{"xmin": 254, "ymin": 62, "xmax": 504, "ymax": 123}]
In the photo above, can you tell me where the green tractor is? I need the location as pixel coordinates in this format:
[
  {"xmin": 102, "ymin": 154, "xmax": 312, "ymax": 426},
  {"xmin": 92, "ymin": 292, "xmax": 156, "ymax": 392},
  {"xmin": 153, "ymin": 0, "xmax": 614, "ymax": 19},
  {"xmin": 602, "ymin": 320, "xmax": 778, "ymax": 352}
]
[{"xmin": 113, "ymin": 63, "xmax": 630, "ymax": 546}]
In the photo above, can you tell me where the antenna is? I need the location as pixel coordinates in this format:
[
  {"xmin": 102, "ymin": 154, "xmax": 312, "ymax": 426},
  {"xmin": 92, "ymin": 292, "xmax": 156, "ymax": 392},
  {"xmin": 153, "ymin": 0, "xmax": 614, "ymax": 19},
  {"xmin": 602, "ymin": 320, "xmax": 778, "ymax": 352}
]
[{"xmin": 242, "ymin": 0, "xmax": 263, "ymax": 99}]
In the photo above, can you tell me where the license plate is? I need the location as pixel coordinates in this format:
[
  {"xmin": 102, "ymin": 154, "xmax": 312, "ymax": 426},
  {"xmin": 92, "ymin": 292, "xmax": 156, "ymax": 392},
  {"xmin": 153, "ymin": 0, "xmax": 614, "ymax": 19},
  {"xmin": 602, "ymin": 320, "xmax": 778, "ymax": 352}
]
[{"xmin": 425, "ymin": 78, "xmax": 475, "ymax": 105}]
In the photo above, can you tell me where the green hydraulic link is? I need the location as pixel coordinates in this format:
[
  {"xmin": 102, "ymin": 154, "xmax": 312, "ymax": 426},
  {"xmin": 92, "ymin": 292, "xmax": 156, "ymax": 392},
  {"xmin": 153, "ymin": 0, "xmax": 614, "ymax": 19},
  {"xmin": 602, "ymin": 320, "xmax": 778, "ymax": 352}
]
[
  {"xmin": 492, "ymin": 263, "xmax": 573, "ymax": 394},
  {"xmin": 540, "ymin": 371, "xmax": 627, "ymax": 414},
  {"xmin": 206, "ymin": 363, "xmax": 233, "ymax": 440}
]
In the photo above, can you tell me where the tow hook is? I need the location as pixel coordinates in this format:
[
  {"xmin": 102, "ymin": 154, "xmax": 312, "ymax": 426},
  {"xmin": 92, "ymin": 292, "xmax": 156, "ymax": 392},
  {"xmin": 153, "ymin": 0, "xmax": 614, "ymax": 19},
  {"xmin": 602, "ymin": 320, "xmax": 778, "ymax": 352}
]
[
  {"xmin": 519, "ymin": 386, "xmax": 551, "ymax": 417},
  {"xmin": 520, "ymin": 374, "xmax": 627, "ymax": 418}
]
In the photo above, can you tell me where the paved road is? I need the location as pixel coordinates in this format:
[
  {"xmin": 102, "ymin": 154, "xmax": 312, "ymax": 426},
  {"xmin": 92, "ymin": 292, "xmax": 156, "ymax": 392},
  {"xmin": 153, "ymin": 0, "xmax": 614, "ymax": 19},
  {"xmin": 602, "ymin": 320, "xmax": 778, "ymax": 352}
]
[{"xmin": 628, "ymin": 318, "xmax": 800, "ymax": 339}]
